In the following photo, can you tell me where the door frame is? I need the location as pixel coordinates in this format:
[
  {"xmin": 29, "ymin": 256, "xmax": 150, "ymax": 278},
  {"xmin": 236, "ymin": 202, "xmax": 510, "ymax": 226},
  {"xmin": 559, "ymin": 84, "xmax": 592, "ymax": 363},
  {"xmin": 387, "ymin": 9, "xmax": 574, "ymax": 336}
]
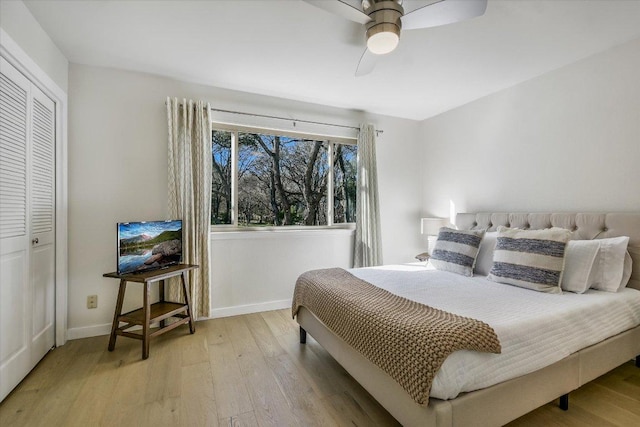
[{"xmin": 1, "ymin": 28, "xmax": 68, "ymax": 346}]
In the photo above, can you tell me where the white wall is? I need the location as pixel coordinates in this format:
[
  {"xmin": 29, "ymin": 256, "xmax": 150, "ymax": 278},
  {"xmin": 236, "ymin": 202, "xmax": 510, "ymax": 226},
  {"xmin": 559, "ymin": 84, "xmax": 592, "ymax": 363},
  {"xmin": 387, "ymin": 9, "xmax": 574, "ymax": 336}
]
[
  {"xmin": 0, "ymin": 0, "xmax": 68, "ymax": 92},
  {"xmin": 67, "ymin": 64, "xmax": 423, "ymax": 338},
  {"xmin": 420, "ymin": 37, "xmax": 640, "ymax": 218},
  {"xmin": 210, "ymin": 229, "xmax": 354, "ymax": 317}
]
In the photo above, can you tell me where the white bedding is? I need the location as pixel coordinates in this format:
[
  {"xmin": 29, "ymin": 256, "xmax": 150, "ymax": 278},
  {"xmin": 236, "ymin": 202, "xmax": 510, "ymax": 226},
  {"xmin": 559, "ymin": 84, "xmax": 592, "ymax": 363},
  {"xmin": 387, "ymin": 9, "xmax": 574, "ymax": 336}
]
[{"xmin": 350, "ymin": 264, "xmax": 640, "ymax": 400}]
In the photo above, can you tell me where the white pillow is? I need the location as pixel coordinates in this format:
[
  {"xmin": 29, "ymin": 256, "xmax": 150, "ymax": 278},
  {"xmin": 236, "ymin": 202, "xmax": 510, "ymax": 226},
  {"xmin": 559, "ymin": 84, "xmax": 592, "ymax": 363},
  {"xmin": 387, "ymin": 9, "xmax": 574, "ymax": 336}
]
[
  {"xmin": 474, "ymin": 232, "xmax": 497, "ymax": 276},
  {"xmin": 560, "ymin": 240, "xmax": 600, "ymax": 293},
  {"xmin": 588, "ymin": 236, "xmax": 630, "ymax": 292},
  {"xmin": 617, "ymin": 251, "xmax": 633, "ymax": 291}
]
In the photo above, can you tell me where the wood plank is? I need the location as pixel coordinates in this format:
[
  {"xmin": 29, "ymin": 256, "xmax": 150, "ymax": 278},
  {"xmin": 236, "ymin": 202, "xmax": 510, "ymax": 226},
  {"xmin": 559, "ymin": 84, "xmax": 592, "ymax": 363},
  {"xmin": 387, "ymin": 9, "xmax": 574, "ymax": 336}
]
[
  {"xmin": 200, "ymin": 316, "xmax": 229, "ymax": 345},
  {"xmin": 323, "ymin": 391, "xmax": 387, "ymax": 427},
  {"xmin": 264, "ymin": 352, "xmax": 340, "ymax": 426},
  {"xmin": 17, "ymin": 349, "xmax": 104, "ymax": 427},
  {"xmin": 180, "ymin": 361, "xmax": 219, "ymax": 427},
  {"xmin": 13, "ymin": 336, "xmax": 85, "ymax": 393},
  {"xmin": 61, "ymin": 346, "xmax": 131, "ymax": 426},
  {"xmin": 245, "ymin": 312, "xmax": 286, "ymax": 358},
  {"xmin": 180, "ymin": 328, "xmax": 210, "ymax": 367},
  {"xmin": 220, "ymin": 411, "xmax": 259, "ymax": 427},
  {"xmin": 507, "ymin": 390, "xmax": 623, "ymax": 427},
  {"xmin": 142, "ymin": 396, "xmax": 181, "ymax": 427},
  {"xmin": 100, "ymin": 341, "xmax": 150, "ymax": 427},
  {"xmin": 223, "ymin": 315, "xmax": 261, "ymax": 356},
  {"xmin": 506, "ymin": 403, "xmax": 570, "ymax": 427},
  {"xmin": 236, "ymin": 350, "xmax": 300, "ymax": 426},
  {"xmin": 143, "ymin": 333, "xmax": 182, "ymax": 404},
  {"xmin": 0, "ymin": 389, "xmax": 40, "ymax": 427},
  {"xmin": 101, "ymin": 403, "xmax": 143, "ymax": 427},
  {"xmin": 260, "ymin": 309, "xmax": 297, "ymax": 337},
  {"xmin": 209, "ymin": 341, "xmax": 253, "ymax": 419},
  {"xmin": 593, "ymin": 361, "xmax": 640, "ymax": 400},
  {"xmin": 275, "ymin": 331, "xmax": 347, "ymax": 399},
  {"xmin": 571, "ymin": 383, "xmax": 640, "ymax": 423}
]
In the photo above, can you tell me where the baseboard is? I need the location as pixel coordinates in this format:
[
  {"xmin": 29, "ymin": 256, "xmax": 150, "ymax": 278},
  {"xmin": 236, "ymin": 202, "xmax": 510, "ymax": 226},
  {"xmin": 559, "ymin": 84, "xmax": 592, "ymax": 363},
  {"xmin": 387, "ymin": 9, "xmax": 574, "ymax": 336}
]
[
  {"xmin": 207, "ymin": 299, "xmax": 291, "ymax": 319},
  {"xmin": 66, "ymin": 323, "xmax": 112, "ymax": 340},
  {"xmin": 65, "ymin": 299, "xmax": 291, "ymax": 340}
]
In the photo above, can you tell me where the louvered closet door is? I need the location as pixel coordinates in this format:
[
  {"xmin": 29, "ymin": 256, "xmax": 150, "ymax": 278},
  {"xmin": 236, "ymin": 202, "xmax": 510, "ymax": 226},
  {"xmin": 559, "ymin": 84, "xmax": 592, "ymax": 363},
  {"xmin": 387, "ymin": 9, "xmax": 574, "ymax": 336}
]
[
  {"xmin": 29, "ymin": 83, "xmax": 55, "ymax": 366},
  {"xmin": 0, "ymin": 56, "xmax": 55, "ymax": 402},
  {"xmin": 0, "ymin": 56, "xmax": 31, "ymax": 401}
]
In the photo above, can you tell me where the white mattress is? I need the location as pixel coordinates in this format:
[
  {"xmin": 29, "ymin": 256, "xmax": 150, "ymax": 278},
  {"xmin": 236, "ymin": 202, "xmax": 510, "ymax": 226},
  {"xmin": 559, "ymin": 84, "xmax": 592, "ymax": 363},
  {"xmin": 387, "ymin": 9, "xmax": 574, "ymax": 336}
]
[{"xmin": 349, "ymin": 264, "xmax": 640, "ymax": 400}]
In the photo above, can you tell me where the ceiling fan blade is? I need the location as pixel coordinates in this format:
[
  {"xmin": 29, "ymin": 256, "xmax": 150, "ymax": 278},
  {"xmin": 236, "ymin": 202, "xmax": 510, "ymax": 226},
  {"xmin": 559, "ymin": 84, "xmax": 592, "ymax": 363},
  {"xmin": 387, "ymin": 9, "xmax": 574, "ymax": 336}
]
[
  {"xmin": 401, "ymin": 0, "xmax": 487, "ymax": 31},
  {"xmin": 302, "ymin": 0, "xmax": 372, "ymax": 25},
  {"xmin": 355, "ymin": 48, "xmax": 378, "ymax": 77}
]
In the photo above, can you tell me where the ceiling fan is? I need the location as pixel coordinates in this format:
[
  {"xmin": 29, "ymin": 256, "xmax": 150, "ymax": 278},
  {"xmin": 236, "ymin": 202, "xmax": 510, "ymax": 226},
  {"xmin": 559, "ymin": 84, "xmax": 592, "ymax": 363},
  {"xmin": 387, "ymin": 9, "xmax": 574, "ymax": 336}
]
[{"xmin": 303, "ymin": 0, "xmax": 488, "ymax": 76}]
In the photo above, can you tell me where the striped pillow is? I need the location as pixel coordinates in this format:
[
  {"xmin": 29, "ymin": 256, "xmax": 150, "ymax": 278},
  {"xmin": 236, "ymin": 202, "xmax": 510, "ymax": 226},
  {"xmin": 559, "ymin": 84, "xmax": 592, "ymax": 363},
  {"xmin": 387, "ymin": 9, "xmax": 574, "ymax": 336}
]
[
  {"xmin": 429, "ymin": 227, "xmax": 485, "ymax": 276},
  {"xmin": 488, "ymin": 226, "xmax": 572, "ymax": 293}
]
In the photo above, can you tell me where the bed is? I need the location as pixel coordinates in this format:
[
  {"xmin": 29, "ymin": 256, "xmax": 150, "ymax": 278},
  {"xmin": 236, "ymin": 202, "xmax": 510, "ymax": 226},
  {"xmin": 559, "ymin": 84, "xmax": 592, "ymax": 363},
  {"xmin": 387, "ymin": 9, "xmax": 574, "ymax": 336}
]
[{"xmin": 294, "ymin": 212, "xmax": 640, "ymax": 427}]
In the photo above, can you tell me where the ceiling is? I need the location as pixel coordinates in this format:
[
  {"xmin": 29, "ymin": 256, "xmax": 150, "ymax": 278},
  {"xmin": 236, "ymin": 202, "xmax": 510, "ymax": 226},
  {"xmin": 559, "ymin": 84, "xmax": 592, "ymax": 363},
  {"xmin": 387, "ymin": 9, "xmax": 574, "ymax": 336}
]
[{"xmin": 24, "ymin": 0, "xmax": 640, "ymax": 121}]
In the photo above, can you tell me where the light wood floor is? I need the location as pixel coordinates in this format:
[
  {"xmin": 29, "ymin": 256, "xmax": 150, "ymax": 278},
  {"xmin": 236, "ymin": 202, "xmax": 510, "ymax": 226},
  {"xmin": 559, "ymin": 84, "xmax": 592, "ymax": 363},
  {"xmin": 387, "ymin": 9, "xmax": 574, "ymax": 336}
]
[{"xmin": 1, "ymin": 309, "xmax": 639, "ymax": 426}]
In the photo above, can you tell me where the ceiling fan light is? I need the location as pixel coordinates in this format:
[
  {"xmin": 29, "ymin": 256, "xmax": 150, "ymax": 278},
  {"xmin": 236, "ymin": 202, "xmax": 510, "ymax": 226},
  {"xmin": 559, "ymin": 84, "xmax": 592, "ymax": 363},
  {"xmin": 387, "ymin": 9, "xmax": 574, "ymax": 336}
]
[{"xmin": 367, "ymin": 30, "xmax": 399, "ymax": 55}]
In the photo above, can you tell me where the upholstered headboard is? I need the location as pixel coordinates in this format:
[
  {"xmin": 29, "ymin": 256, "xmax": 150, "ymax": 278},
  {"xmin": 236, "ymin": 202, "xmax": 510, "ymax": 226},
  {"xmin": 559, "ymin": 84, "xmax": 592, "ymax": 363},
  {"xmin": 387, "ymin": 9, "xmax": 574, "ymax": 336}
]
[{"xmin": 456, "ymin": 213, "xmax": 640, "ymax": 291}]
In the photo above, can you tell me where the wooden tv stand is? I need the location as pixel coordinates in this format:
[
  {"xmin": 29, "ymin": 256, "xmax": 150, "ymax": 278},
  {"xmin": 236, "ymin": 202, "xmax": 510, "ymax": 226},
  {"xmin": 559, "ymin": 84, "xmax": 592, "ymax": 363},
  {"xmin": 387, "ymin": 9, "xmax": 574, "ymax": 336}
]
[{"xmin": 103, "ymin": 264, "xmax": 198, "ymax": 359}]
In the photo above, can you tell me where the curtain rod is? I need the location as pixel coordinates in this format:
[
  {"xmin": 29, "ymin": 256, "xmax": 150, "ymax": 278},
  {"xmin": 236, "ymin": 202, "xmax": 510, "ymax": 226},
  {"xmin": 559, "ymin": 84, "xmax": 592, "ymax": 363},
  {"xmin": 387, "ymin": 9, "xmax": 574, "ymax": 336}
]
[{"xmin": 208, "ymin": 107, "xmax": 384, "ymax": 135}]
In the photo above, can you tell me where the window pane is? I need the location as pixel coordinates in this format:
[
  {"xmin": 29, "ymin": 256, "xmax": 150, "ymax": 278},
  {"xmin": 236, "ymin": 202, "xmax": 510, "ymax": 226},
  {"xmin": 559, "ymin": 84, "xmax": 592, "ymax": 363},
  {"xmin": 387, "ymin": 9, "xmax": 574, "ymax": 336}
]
[
  {"xmin": 211, "ymin": 130, "xmax": 232, "ymax": 224},
  {"xmin": 333, "ymin": 144, "xmax": 357, "ymax": 224},
  {"xmin": 287, "ymin": 138, "xmax": 328, "ymax": 226},
  {"xmin": 238, "ymin": 133, "xmax": 328, "ymax": 226},
  {"xmin": 237, "ymin": 133, "xmax": 271, "ymax": 226}
]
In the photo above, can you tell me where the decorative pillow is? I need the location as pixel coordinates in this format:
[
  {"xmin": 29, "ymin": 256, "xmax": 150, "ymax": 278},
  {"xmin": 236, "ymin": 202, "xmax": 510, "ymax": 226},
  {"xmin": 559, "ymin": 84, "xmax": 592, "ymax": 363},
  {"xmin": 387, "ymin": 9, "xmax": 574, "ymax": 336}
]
[
  {"xmin": 560, "ymin": 240, "xmax": 601, "ymax": 293},
  {"xmin": 474, "ymin": 231, "xmax": 498, "ymax": 276},
  {"xmin": 488, "ymin": 226, "xmax": 572, "ymax": 293},
  {"xmin": 588, "ymin": 236, "xmax": 630, "ymax": 292},
  {"xmin": 429, "ymin": 227, "xmax": 485, "ymax": 277}
]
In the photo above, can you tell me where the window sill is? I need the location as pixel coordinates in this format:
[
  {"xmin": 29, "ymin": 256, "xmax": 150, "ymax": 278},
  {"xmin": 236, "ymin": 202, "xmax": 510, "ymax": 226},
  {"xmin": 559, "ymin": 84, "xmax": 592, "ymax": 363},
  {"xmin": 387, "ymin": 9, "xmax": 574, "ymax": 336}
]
[{"xmin": 210, "ymin": 225, "xmax": 355, "ymax": 240}]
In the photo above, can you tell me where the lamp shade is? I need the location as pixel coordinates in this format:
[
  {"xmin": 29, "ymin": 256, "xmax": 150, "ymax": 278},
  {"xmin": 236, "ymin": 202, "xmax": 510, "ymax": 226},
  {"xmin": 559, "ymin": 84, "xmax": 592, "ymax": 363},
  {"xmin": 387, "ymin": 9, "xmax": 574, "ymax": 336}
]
[{"xmin": 421, "ymin": 218, "xmax": 448, "ymax": 236}]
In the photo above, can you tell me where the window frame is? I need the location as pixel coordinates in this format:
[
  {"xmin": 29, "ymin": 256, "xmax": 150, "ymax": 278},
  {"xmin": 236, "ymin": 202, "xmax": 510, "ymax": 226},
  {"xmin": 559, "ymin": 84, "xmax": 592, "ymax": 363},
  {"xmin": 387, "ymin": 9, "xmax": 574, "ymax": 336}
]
[{"xmin": 211, "ymin": 122, "xmax": 357, "ymax": 231}]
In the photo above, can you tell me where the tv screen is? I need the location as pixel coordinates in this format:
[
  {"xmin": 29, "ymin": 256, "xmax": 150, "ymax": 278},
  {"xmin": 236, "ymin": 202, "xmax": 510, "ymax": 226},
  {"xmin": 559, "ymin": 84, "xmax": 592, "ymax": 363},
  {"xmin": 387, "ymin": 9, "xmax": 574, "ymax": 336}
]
[{"xmin": 117, "ymin": 220, "xmax": 183, "ymax": 274}]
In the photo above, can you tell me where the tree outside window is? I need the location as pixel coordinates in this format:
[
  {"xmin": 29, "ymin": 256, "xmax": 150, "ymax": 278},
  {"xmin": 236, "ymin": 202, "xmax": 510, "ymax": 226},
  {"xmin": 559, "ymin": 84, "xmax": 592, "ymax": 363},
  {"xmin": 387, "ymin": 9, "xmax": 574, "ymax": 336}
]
[
  {"xmin": 211, "ymin": 127, "xmax": 356, "ymax": 227},
  {"xmin": 211, "ymin": 130, "xmax": 232, "ymax": 225},
  {"xmin": 333, "ymin": 144, "xmax": 356, "ymax": 224}
]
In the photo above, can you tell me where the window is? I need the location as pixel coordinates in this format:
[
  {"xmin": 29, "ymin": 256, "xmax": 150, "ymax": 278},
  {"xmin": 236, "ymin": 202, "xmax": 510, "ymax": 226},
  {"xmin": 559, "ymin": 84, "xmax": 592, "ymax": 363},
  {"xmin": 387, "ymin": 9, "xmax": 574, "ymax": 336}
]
[
  {"xmin": 211, "ymin": 125, "xmax": 357, "ymax": 228},
  {"xmin": 333, "ymin": 144, "xmax": 357, "ymax": 224},
  {"xmin": 211, "ymin": 130, "xmax": 232, "ymax": 224}
]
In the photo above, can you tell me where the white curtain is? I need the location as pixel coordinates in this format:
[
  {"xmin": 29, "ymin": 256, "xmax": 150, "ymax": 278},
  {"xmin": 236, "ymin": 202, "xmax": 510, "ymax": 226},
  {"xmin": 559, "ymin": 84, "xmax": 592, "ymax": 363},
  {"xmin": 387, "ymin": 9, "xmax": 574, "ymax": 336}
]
[
  {"xmin": 353, "ymin": 123, "xmax": 383, "ymax": 267},
  {"xmin": 166, "ymin": 97, "xmax": 212, "ymax": 318}
]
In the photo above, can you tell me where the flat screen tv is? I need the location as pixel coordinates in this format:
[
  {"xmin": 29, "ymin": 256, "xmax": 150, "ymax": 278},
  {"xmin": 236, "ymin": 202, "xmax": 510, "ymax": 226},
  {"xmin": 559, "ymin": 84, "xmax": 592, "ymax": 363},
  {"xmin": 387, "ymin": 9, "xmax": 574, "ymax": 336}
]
[{"xmin": 117, "ymin": 220, "xmax": 183, "ymax": 274}]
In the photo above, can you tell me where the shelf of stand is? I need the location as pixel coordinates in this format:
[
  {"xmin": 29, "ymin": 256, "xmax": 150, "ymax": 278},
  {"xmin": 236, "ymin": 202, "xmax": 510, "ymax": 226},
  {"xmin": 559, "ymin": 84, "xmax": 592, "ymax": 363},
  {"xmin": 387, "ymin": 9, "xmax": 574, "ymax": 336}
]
[
  {"xmin": 119, "ymin": 302, "xmax": 188, "ymax": 325},
  {"xmin": 103, "ymin": 263, "xmax": 198, "ymax": 359}
]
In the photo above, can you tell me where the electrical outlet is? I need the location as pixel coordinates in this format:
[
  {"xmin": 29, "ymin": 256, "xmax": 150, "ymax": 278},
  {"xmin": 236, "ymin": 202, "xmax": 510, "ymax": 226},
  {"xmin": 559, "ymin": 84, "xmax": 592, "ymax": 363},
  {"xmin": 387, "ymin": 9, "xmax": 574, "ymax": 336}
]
[{"xmin": 87, "ymin": 295, "xmax": 98, "ymax": 309}]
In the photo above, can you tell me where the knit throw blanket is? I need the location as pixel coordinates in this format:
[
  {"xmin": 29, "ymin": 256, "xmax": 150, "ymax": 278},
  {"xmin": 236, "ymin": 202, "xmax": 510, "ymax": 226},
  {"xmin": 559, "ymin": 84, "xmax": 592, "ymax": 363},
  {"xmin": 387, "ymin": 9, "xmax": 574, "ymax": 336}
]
[{"xmin": 292, "ymin": 268, "xmax": 501, "ymax": 405}]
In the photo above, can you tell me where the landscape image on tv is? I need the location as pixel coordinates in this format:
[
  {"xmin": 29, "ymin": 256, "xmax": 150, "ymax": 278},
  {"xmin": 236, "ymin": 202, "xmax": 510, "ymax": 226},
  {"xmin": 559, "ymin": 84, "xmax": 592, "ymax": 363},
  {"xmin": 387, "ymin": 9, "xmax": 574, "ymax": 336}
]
[{"xmin": 117, "ymin": 220, "xmax": 182, "ymax": 274}]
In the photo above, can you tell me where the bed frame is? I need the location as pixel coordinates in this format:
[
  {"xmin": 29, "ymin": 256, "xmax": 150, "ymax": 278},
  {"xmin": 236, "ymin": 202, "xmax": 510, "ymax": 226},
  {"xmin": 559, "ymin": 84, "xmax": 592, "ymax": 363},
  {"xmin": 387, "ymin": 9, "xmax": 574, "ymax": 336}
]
[{"xmin": 296, "ymin": 212, "xmax": 640, "ymax": 427}]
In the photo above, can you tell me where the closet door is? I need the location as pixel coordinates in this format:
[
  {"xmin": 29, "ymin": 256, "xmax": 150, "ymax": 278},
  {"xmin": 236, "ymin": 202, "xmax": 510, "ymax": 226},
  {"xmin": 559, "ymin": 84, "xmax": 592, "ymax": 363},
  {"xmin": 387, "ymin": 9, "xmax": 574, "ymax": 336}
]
[
  {"xmin": 0, "ymin": 57, "xmax": 55, "ymax": 401},
  {"xmin": 0, "ymin": 56, "xmax": 31, "ymax": 401},
  {"xmin": 29, "ymin": 83, "xmax": 56, "ymax": 365}
]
